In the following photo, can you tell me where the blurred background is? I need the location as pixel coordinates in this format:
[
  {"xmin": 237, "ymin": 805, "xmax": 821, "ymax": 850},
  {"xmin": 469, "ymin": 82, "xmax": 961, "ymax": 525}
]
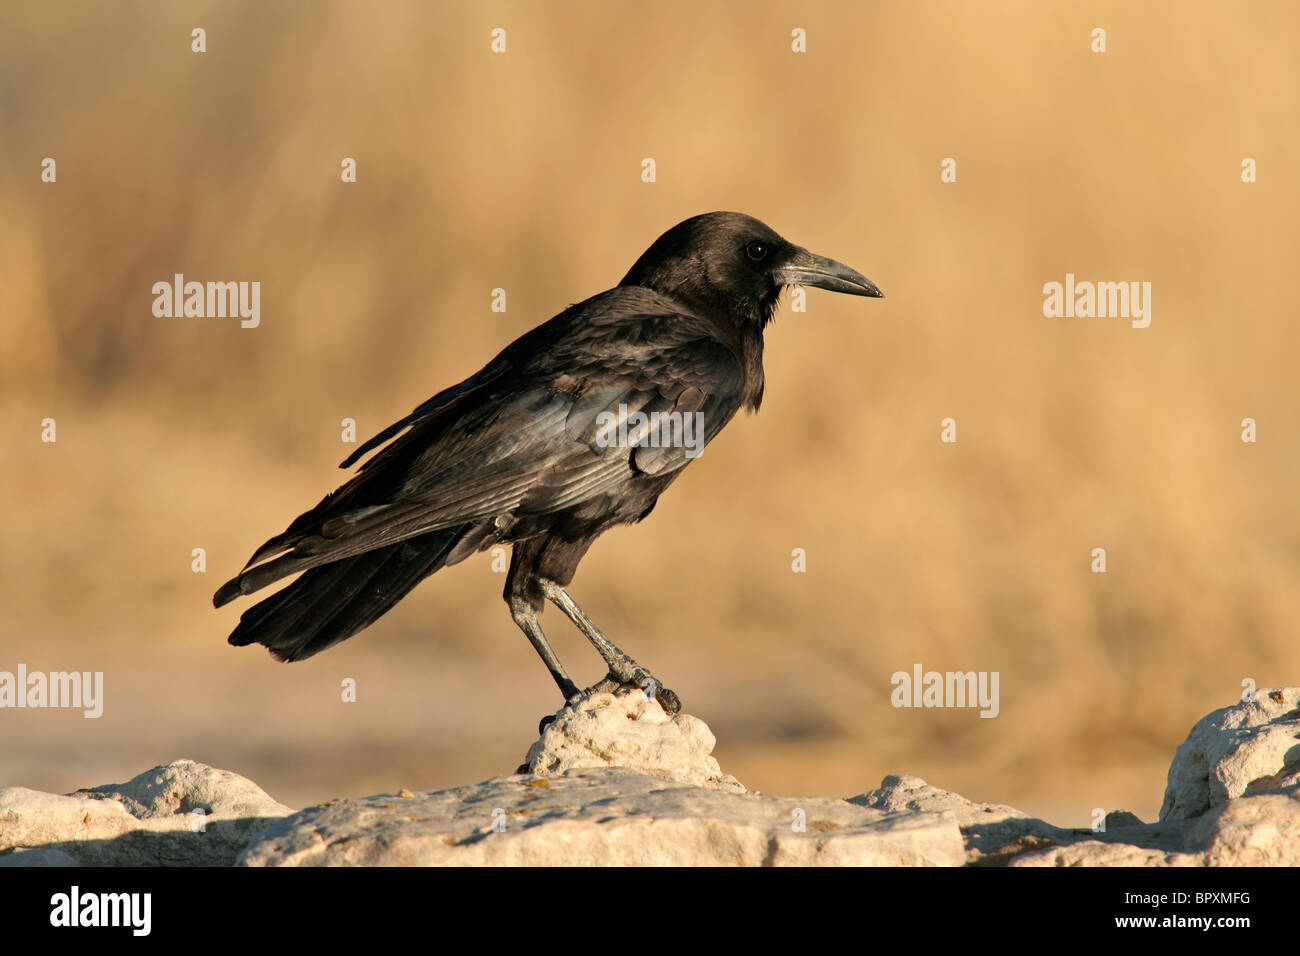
[{"xmin": 1, "ymin": 0, "xmax": 1297, "ymax": 823}]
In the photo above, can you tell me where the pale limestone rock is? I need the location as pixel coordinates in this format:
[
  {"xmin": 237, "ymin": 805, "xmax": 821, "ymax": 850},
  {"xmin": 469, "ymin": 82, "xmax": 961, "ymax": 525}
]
[
  {"xmin": 72, "ymin": 759, "xmax": 291, "ymax": 821},
  {"xmin": 7, "ymin": 688, "xmax": 1300, "ymax": 867},
  {"xmin": 1196, "ymin": 791, "xmax": 1300, "ymax": 866},
  {"xmin": 525, "ymin": 688, "xmax": 744, "ymax": 792},
  {"xmin": 1010, "ymin": 786, "xmax": 1300, "ymax": 867},
  {"xmin": 850, "ymin": 773, "xmax": 1074, "ymax": 865},
  {"xmin": 1160, "ymin": 686, "xmax": 1300, "ymax": 820},
  {"xmin": 1011, "ymin": 842, "xmax": 1203, "ymax": 867},
  {"xmin": 0, "ymin": 759, "xmax": 291, "ymax": 866},
  {"xmin": 239, "ymin": 767, "xmax": 965, "ymax": 866}
]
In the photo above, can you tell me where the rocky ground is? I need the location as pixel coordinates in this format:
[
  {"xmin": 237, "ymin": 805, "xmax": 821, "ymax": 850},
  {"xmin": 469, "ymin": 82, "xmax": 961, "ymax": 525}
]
[{"xmin": 2, "ymin": 686, "xmax": 1297, "ymax": 866}]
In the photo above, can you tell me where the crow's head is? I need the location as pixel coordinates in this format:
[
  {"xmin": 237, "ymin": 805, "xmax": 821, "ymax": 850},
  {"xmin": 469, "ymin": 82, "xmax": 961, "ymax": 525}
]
[{"xmin": 619, "ymin": 211, "xmax": 881, "ymax": 329}]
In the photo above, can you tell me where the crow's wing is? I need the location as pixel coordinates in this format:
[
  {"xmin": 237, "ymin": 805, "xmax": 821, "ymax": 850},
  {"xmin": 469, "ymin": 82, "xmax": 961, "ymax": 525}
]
[{"xmin": 214, "ymin": 289, "xmax": 746, "ymax": 604}]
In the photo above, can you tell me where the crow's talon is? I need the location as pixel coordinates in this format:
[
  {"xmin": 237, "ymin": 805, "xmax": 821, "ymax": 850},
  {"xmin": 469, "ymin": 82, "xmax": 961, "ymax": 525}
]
[
  {"xmin": 654, "ymin": 685, "xmax": 682, "ymax": 716},
  {"xmin": 566, "ymin": 672, "xmax": 680, "ymax": 715},
  {"xmin": 538, "ymin": 714, "xmax": 557, "ymax": 735},
  {"xmin": 583, "ymin": 676, "xmax": 621, "ymax": 697},
  {"xmin": 625, "ymin": 670, "xmax": 680, "ymax": 715}
]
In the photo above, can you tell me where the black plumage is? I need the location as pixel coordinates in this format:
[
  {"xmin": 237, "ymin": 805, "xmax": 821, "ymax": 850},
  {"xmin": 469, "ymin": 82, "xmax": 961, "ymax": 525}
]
[{"xmin": 214, "ymin": 211, "xmax": 881, "ymax": 713}]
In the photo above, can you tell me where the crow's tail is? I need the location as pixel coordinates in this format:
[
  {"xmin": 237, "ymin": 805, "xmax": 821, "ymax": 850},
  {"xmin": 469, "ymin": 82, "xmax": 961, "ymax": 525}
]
[{"xmin": 221, "ymin": 529, "xmax": 467, "ymax": 662}]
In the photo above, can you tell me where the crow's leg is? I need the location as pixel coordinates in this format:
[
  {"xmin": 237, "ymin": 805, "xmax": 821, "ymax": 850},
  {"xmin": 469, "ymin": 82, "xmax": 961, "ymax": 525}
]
[
  {"xmin": 509, "ymin": 597, "xmax": 580, "ymax": 701},
  {"xmin": 536, "ymin": 580, "xmax": 643, "ymax": 681},
  {"xmin": 538, "ymin": 579, "xmax": 681, "ymax": 715}
]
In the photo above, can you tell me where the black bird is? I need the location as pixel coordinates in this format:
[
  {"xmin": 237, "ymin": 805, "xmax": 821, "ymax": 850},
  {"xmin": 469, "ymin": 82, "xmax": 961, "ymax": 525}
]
[{"xmin": 214, "ymin": 211, "xmax": 881, "ymax": 715}]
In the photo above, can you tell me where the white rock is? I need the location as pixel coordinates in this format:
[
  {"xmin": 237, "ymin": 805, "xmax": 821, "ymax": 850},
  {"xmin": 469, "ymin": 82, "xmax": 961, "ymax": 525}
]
[
  {"xmin": 1010, "ymin": 842, "xmax": 1203, "ymax": 867},
  {"xmin": 525, "ymin": 688, "xmax": 744, "ymax": 792},
  {"xmin": 239, "ymin": 768, "xmax": 965, "ymax": 867},
  {"xmin": 851, "ymin": 773, "xmax": 1074, "ymax": 865},
  {"xmin": 1196, "ymin": 791, "xmax": 1300, "ymax": 866},
  {"xmin": 1011, "ymin": 788, "xmax": 1300, "ymax": 867},
  {"xmin": 7, "ymin": 688, "xmax": 1300, "ymax": 867},
  {"xmin": 1160, "ymin": 686, "xmax": 1300, "ymax": 820},
  {"xmin": 0, "ymin": 759, "xmax": 292, "ymax": 866}
]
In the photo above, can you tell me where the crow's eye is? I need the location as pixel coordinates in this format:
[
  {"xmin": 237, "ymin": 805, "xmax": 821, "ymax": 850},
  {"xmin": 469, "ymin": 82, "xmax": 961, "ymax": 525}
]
[{"xmin": 745, "ymin": 241, "xmax": 769, "ymax": 262}]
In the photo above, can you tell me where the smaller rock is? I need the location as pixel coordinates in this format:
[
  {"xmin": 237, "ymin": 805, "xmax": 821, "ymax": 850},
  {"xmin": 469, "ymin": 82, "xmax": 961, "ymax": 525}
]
[
  {"xmin": 1160, "ymin": 686, "xmax": 1300, "ymax": 821},
  {"xmin": 1011, "ymin": 842, "xmax": 1202, "ymax": 867},
  {"xmin": 850, "ymin": 773, "xmax": 1074, "ymax": 865},
  {"xmin": 1193, "ymin": 790, "xmax": 1300, "ymax": 866},
  {"xmin": 73, "ymin": 760, "xmax": 290, "ymax": 821},
  {"xmin": 0, "ymin": 759, "xmax": 292, "ymax": 866},
  {"xmin": 524, "ymin": 687, "xmax": 745, "ymax": 792}
]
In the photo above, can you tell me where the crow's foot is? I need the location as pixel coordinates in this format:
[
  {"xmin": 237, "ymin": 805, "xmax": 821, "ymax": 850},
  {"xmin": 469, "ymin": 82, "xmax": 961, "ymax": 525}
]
[
  {"xmin": 535, "ymin": 669, "xmax": 680, "ymax": 736},
  {"xmin": 579, "ymin": 669, "xmax": 681, "ymax": 716}
]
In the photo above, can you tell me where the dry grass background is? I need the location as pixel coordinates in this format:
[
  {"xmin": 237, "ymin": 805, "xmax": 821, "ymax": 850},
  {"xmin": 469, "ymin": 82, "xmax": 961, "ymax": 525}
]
[{"xmin": 1, "ymin": 0, "xmax": 1297, "ymax": 821}]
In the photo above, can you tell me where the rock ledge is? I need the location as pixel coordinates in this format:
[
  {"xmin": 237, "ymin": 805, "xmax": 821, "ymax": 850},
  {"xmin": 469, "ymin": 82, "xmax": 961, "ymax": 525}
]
[{"xmin": 3, "ymin": 687, "xmax": 1297, "ymax": 866}]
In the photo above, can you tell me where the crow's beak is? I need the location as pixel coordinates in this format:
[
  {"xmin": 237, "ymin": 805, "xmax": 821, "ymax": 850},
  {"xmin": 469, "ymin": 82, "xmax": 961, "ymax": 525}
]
[{"xmin": 775, "ymin": 248, "xmax": 883, "ymax": 298}]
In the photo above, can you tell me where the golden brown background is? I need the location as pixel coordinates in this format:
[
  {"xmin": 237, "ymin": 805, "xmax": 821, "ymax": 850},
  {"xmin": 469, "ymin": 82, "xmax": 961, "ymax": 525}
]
[{"xmin": 2, "ymin": 0, "xmax": 1297, "ymax": 822}]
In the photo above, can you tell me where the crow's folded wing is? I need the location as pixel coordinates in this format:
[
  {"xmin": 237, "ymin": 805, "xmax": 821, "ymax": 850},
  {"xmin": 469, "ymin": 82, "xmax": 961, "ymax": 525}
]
[{"xmin": 217, "ymin": 293, "xmax": 747, "ymax": 601}]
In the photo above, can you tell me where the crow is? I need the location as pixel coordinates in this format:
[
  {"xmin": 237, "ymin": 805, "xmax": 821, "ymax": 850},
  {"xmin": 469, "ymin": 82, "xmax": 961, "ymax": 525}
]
[{"xmin": 214, "ymin": 211, "xmax": 881, "ymax": 715}]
